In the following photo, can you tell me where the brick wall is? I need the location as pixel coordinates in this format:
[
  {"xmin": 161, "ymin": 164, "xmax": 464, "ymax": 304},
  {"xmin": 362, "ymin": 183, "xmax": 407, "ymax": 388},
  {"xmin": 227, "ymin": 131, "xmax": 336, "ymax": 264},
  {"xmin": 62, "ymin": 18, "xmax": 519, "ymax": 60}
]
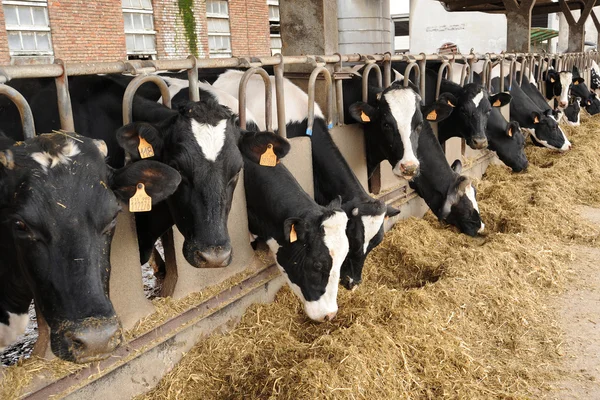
[
  {"xmin": 229, "ymin": 0, "xmax": 270, "ymax": 57},
  {"xmin": 47, "ymin": 0, "xmax": 126, "ymax": 63},
  {"xmin": 0, "ymin": 4, "xmax": 9, "ymax": 64},
  {"xmin": 153, "ymin": 0, "xmax": 209, "ymax": 60}
]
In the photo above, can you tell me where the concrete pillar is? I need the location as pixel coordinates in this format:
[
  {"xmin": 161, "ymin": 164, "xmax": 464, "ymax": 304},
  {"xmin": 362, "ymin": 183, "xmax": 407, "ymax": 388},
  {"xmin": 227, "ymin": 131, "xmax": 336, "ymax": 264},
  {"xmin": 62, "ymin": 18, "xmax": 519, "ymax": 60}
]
[
  {"xmin": 591, "ymin": 10, "xmax": 600, "ymax": 49},
  {"xmin": 559, "ymin": 0, "xmax": 596, "ymax": 53},
  {"xmin": 503, "ymin": 0, "xmax": 536, "ymax": 53},
  {"xmin": 558, "ymin": 12, "xmax": 570, "ymax": 52},
  {"xmin": 337, "ymin": 0, "xmax": 392, "ymax": 54}
]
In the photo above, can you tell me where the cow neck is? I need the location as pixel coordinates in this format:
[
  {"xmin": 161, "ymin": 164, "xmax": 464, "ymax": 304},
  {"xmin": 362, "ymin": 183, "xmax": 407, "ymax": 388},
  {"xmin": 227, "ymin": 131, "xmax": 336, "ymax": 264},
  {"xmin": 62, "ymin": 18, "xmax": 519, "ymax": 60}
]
[
  {"xmin": 436, "ymin": 79, "xmax": 467, "ymax": 143},
  {"xmin": 0, "ymin": 248, "xmax": 32, "ymax": 315}
]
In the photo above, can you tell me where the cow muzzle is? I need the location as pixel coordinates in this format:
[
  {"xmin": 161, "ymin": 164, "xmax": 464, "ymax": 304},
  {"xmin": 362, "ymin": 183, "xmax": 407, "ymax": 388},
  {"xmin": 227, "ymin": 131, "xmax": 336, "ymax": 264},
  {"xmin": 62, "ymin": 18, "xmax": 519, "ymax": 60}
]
[
  {"xmin": 393, "ymin": 160, "xmax": 420, "ymax": 178},
  {"xmin": 55, "ymin": 317, "xmax": 122, "ymax": 363},
  {"xmin": 194, "ymin": 246, "xmax": 232, "ymax": 268},
  {"xmin": 469, "ymin": 137, "xmax": 488, "ymax": 149},
  {"xmin": 340, "ymin": 275, "xmax": 361, "ymax": 291}
]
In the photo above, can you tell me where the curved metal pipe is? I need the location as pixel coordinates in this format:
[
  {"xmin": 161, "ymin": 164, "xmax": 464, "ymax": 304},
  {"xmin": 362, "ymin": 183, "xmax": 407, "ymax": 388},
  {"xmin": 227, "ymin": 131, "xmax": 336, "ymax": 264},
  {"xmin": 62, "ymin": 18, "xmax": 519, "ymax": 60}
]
[
  {"xmin": 187, "ymin": 55, "xmax": 200, "ymax": 102},
  {"xmin": 0, "ymin": 84, "xmax": 36, "ymax": 139},
  {"xmin": 274, "ymin": 55, "xmax": 287, "ymax": 136},
  {"xmin": 435, "ymin": 61, "xmax": 452, "ymax": 99},
  {"xmin": 383, "ymin": 52, "xmax": 392, "ymax": 88},
  {"xmin": 238, "ymin": 67, "xmax": 273, "ymax": 131},
  {"xmin": 460, "ymin": 62, "xmax": 471, "ymax": 86},
  {"xmin": 54, "ymin": 59, "xmax": 75, "ymax": 131},
  {"xmin": 306, "ymin": 66, "xmax": 334, "ymax": 135},
  {"xmin": 362, "ymin": 63, "xmax": 382, "ymax": 102},
  {"xmin": 403, "ymin": 61, "xmax": 420, "ymax": 89},
  {"xmin": 123, "ymin": 75, "xmax": 171, "ymax": 125}
]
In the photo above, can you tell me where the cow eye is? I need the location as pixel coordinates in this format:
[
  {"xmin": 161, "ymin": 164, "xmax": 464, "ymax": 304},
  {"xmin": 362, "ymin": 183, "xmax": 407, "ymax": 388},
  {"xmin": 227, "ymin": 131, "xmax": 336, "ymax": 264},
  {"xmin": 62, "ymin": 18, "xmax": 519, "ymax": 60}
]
[{"xmin": 14, "ymin": 220, "xmax": 28, "ymax": 232}]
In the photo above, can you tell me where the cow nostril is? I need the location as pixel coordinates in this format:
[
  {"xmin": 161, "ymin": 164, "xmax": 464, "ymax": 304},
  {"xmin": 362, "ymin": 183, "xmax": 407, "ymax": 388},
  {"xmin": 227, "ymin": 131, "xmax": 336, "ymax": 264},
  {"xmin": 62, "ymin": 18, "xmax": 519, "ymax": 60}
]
[
  {"xmin": 197, "ymin": 248, "xmax": 232, "ymax": 268},
  {"xmin": 324, "ymin": 311, "xmax": 337, "ymax": 321}
]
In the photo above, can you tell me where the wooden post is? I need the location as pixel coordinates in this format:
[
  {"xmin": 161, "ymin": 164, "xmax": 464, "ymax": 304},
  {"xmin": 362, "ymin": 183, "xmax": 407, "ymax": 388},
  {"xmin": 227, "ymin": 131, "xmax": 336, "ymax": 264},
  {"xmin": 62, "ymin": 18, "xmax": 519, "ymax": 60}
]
[
  {"xmin": 591, "ymin": 10, "xmax": 600, "ymax": 50},
  {"xmin": 559, "ymin": 0, "xmax": 596, "ymax": 53},
  {"xmin": 502, "ymin": 0, "xmax": 536, "ymax": 52}
]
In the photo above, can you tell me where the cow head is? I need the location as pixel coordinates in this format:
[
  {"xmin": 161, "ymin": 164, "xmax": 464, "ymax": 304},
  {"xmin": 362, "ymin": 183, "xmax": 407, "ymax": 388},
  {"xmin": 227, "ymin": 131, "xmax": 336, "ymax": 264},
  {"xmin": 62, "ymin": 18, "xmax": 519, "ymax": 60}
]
[
  {"xmin": 267, "ymin": 198, "xmax": 349, "ymax": 322},
  {"xmin": 545, "ymin": 70, "xmax": 577, "ymax": 109},
  {"xmin": 0, "ymin": 133, "xmax": 180, "ymax": 362},
  {"xmin": 439, "ymin": 161, "xmax": 484, "ymax": 237},
  {"xmin": 440, "ymin": 82, "xmax": 511, "ymax": 150},
  {"xmin": 349, "ymin": 81, "xmax": 453, "ymax": 178},
  {"xmin": 338, "ymin": 199, "xmax": 397, "ymax": 290},
  {"xmin": 564, "ymin": 98, "xmax": 581, "ymax": 126},
  {"xmin": 527, "ymin": 110, "xmax": 571, "ymax": 152},
  {"xmin": 118, "ymin": 100, "xmax": 248, "ymax": 268},
  {"xmin": 486, "ymin": 115, "xmax": 528, "ymax": 173},
  {"xmin": 582, "ymin": 93, "xmax": 600, "ymax": 115}
]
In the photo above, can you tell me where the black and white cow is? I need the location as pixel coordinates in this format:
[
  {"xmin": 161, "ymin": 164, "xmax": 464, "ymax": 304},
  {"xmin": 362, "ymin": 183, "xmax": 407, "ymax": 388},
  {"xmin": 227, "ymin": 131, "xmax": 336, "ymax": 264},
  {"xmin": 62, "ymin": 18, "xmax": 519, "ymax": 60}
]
[
  {"xmin": 590, "ymin": 61, "xmax": 600, "ymax": 97},
  {"xmin": 0, "ymin": 75, "xmax": 284, "ymax": 269},
  {"xmin": 212, "ymin": 70, "xmax": 397, "ymax": 290},
  {"xmin": 239, "ymin": 131, "xmax": 349, "ymax": 322},
  {"xmin": 563, "ymin": 99, "xmax": 582, "ymax": 126},
  {"xmin": 544, "ymin": 69, "xmax": 584, "ymax": 110},
  {"xmin": 0, "ymin": 132, "xmax": 180, "ymax": 362},
  {"xmin": 485, "ymin": 107, "xmax": 528, "ymax": 172},
  {"xmin": 408, "ymin": 96, "xmax": 485, "ymax": 236},
  {"xmin": 568, "ymin": 74, "xmax": 600, "ymax": 116},
  {"xmin": 491, "ymin": 75, "xmax": 571, "ymax": 152}
]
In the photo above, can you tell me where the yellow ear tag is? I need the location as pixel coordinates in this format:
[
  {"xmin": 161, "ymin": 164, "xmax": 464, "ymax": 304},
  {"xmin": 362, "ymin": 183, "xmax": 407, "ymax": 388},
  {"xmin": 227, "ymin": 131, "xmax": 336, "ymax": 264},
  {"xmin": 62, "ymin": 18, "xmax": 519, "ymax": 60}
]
[
  {"xmin": 534, "ymin": 116, "xmax": 540, "ymax": 124},
  {"xmin": 507, "ymin": 128, "xmax": 513, "ymax": 137},
  {"xmin": 129, "ymin": 183, "xmax": 152, "ymax": 212},
  {"xmin": 360, "ymin": 111, "xmax": 371, "ymax": 122},
  {"xmin": 550, "ymin": 77, "xmax": 555, "ymax": 83},
  {"xmin": 493, "ymin": 99, "xmax": 501, "ymax": 107},
  {"xmin": 138, "ymin": 137, "xmax": 155, "ymax": 159},
  {"xmin": 289, "ymin": 224, "xmax": 298, "ymax": 243},
  {"xmin": 259, "ymin": 144, "xmax": 277, "ymax": 167},
  {"xmin": 426, "ymin": 110, "xmax": 438, "ymax": 121},
  {"xmin": 447, "ymin": 100, "xmax": 455, "ymax": 107},
  {"xmin": 574, "ymin": 81, "xmax": 579, "ymax": 85}
]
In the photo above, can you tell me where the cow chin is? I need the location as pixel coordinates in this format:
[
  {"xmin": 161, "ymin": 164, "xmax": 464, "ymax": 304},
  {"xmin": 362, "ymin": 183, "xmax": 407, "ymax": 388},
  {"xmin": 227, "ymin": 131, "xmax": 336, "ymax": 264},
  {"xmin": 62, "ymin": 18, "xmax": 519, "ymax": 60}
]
[
  {"xmin": 182, "ymin": 240, "xmax": 233, "ymax": 268},
  {"xmin": 304, "ymin": 298, "xmax": 338, "ymax": 322},
  {"xmin": 49, "ymin": 316, "xmax": 122, "ymax": 363},
  {"xmin": 466, "ymin": 137, "xmax": 488, "ymax": 150}
]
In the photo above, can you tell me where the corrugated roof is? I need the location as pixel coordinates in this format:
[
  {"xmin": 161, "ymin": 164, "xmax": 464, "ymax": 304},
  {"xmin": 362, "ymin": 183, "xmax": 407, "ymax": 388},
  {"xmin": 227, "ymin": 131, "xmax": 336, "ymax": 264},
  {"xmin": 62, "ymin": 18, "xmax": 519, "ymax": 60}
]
[{"xmin": 530, "ymin": 27, "xmax": 559, "ymax": 44}]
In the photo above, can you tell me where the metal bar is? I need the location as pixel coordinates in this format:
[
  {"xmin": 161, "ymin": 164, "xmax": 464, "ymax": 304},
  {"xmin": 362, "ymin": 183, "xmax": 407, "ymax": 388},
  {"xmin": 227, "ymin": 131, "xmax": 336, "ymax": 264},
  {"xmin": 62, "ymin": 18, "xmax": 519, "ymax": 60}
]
[
  {"xmin": 0, "ymin": 84, "xmax": 35, "ymax": 139},
  {"xmin": 306, "ymin": 66, "xmax": 333, "ymax": 135},
  {"xmin": 53, "ymin": 59, "xmax": 75, "ymax": 132},
  {"xmin": 362, "ymin": 63, "xmax": 382, "ymax": 102},
  {"xmin": 499, "ymin": 56, "xmax": 505, "ymax": 93},
  {"xmin": 435, "ymin": 61, "xmax": 452, "ymax": 99},
  {"xmin": 403, "ymin": 61, "xmax": 420, "ymax": 89},
  {"xmin": 418, "ymin": 53, "xmax": 427, "ymax": 103},
  {"xmin": 383, "ymin": 52, "xmax": 392, "ymax": 88},
  {"xmin": 273, "ymin": 54, "xmax": 287, "ymax": 137},
  {"xmin": 334, "ymin": 52, "xmax": 345, "ymax": 126},
  {"xmin": 238, "ymin": 67, "xmax": 272, "ymax": 131},
  {"xmin": 187, "ymin": 55, "xmax": 200, "ymax": 102},
  {"xmin": 460, "ymin": 63, "xmax": 471, "ymax": 86},
  {"xmin": 123, "ymin": 75, "xmax": 171, "ymax": 125}
]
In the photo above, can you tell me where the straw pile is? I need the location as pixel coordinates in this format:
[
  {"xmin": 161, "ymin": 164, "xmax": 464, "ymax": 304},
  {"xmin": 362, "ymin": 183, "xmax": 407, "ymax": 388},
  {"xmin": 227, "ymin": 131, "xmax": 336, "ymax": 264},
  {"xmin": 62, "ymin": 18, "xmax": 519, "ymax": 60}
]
[{"xmin": 140, "ymin": 113, "xmax": 600, "ymax": 400}]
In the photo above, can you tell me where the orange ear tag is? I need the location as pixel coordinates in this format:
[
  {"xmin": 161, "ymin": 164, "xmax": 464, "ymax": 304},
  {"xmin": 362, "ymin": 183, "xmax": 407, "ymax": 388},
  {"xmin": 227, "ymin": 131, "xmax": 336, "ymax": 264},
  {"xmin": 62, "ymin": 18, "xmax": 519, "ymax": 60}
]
[
  {"xmin": 534, "ymin": 116, "xmax": 540, "ymax": 124},
  {"xmin": 129, "ymin": 183, "xmax": 152, "ymax": 212},
  {"xmin": 426, "ymin": 110, "xmax": 438, "ymax": 121},
  {"xmin": 289, "ymin": 224, "xmax": 298, "ymax": 243},
  {"xmin": 138, "ymin": 137, "xmax": 155, "ymax": 159},
  {"xmin": 507, "ymin": 128, "xmax": 513, "ymax": 137},
  {"xmin": 360, "ymin": 111, "xmax": 371, "ymax": 122},
  {"xmin": 493, "ymin": 99, "xmax": 501, "ymax": 107},
  {"xmin": 447, "ymin": 100, "xmax": 455, "ymax": 107},
  {"xmin": 259, "ymin": 144, "xmax": 277, "ymax": 167},
  {"xmin": 550, "ymin": 77, "xmax": 555, "ymax": 83},
  {"xmin": 574, "ymin": 81, "xmax": 580, "ymax": 85}
]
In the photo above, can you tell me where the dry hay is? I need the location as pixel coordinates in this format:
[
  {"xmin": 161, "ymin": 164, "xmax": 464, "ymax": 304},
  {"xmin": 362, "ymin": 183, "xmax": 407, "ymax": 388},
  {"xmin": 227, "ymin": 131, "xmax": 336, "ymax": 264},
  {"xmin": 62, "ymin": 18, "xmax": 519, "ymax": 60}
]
[{"xmin": 139, "ymin": 114, "xmax": 600, "ymax": 400}]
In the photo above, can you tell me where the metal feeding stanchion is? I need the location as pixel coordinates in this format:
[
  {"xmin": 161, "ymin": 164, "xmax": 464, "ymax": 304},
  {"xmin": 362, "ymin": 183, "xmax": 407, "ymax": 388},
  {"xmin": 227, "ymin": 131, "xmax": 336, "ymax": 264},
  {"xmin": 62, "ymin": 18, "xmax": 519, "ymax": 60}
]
[
  {"xmin": 306, "ymin": 58, "xmax": 334, "ymax": 136},
  {"xmin": 54, "ymin": 59, "xmax": 75, "ymax": 132},
  {"xmin": 0, "ymin": 84, "xmax": 36, "ymax": 139},
  {"xmin": 238, "ymin": 66, "xmax": 273, "ymax": 132}
]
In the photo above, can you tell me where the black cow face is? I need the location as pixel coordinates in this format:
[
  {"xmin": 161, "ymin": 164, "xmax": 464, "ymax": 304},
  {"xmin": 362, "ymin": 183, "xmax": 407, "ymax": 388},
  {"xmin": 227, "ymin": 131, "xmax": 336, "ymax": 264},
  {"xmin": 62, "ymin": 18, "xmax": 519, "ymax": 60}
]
[
  {"xmin": 528, "ymin": 110, "xmax": 571, "ymax": 151},
  {"xmin": 564, "ymin": 98, "xmax": 581, "ymax": 126},
  {"xmin": 339, "ymin": 199, "xmax": 391, "ymax": 290},
  {"xmin": 269, "ymin": 199, "xmax": 349, "ymax": 322},
  {"xmin": 349, "ymin": 82, "xmax": 454, "ymax": 178},
  {"xmin": 583, "ymin": 93, "xmax": 600, "ymax": 115},
  {"xmin": 118, "ymin": 100, "xmax": 244, "ymax": 268},
  {"xmin": 487, "ymin": 118, "xmax": 528, "ymax": 173},
  {"xmin": 440, "ymin": 161, "xmax": 484, "ymax": 237},
  {"xmin": 444, "ymin": 83, "xmax": 511, "ymax": 150},
  {"xmin": 0, "ymin": 133, "xmax": 180, "ymax": 362}
]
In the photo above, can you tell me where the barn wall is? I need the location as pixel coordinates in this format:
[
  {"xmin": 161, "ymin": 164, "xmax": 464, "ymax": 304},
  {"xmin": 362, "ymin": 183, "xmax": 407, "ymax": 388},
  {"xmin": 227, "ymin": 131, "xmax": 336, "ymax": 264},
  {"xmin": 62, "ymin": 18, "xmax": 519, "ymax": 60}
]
[
  {"xmin": 47, "ymin": 0, "xmax": 126, "ymax": 63},
  {"xmin": 229, "ymin": 0, "xmax": 271, "ymax": 57},
  {"xmin": 153, "ymin": 0, "xmax": 209, "ymax": 59}
]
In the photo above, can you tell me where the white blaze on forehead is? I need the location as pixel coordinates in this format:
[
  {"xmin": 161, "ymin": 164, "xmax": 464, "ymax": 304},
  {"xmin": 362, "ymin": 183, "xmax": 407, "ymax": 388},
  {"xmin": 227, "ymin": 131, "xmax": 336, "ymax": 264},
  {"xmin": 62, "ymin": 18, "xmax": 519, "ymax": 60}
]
[
  {"xmin": 191, "ymin": 119, "xmax": 227, "ymax": 162},
  {"xmin": 384, "ymin": 89, "xmax": 420, "ymax": 172},
  {"xmin": 558, "ymin": 72, "xmax": 573, "ymax": 105},
  {"xmin": 361, "ymin": 213, "xmax": 385, "ymax": 254},
  {"xmin": 472, "ymin": 91, "xmax": 484, "ymax": 108},
  {"xmin": 464, "ymin": 184, "xmax": 485, "ymax": 233},
  {"xmin": 303, "ymin": 211, "xmax": 349, "ymax": 321},
  {"xmin": 0, "ymin": 312, "xmax": 29, "ymax": 349},
  {"xmin": 30, "ymin": 139, "xmax": 81, "ymax": 173}
]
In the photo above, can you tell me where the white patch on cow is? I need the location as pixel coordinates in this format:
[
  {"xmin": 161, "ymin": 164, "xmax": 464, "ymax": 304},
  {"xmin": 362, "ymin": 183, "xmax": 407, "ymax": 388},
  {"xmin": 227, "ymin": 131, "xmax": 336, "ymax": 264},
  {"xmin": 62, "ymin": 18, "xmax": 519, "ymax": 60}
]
[
  {"xmin": 549, "ymin": 114, "xmax": 572, "ymax": 151},
  {"xmin": 303, "ymin": 211, "xmax": 349, "ymax": 322},
  {"xmin": 0, "ymin": 312, "xmax": 29, "ymax": 349},
  {"xmin": 464, "ymin": 184, "xmax": 485, "ymax": 233},
  {"xmin": 558, "ymin": 72, "xmax": 573, "ymax": 107},
  {"xmin": 361, "ymin": 213, "xmax": 385, "ymax": 254},
  {"xmin": 566, "ymin": 111, "xmax": 581, "ymax": 127},
  {"xmin": 213, "ymin": 69, "xmax": 325, "ymax": 130},
  {"xmin": 393, "ymin": 69, "xmax": 404, "ymax": 82},
  {"xmin": 384, "ymin": 89, "xmax": 420, "ymax": 176},
  {"xmin": 266, "ymin": 237, "xmax": 309, "ymax": 306},
  {"xmin": 472, "ymin": 91, "xmax": 484, "ymax": 108},
  {"xmin": 30, "ymin": 139, "xmax": 80, "ymax": 172},
  {"xmin": 157, "ymin": 76, "xmax": 190, "ymax": 104},
  {"xmin": 191, "ymin": 119, "xmax": 227, "ymax": 162}
]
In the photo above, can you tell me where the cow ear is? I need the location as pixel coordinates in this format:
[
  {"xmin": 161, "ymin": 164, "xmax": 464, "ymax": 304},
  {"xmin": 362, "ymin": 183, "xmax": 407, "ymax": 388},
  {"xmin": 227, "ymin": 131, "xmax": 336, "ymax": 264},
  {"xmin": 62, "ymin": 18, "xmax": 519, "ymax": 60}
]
[
  {"xmin": 506, "ymin": 122, "xmax": 520, "ymax": 138},
  {"xmin": 421, "ymin": 96, "xmax": 455, "ymax": 122},
  {"xmin": 326, "ymin": 195, "xmax": 342, "ymax": 210},
  {"xmin": 238, "ymin": 131, "xmax": 290, "ymax": 165},
  {"xmin": 349, "ymin": 102, "xmax": 376, "ymax": 123},
  {"xmin": 489, "ymin": 92, "xmax": 511, "ymax": 107},
  {"xmin": 283, "ymin": 217, "xmax": 305, "ymax": 243},
  {"xmin": 110, "ymin": 160, "xmax": 181, "ymax": 205},
  {"xmin": 450, "ymin": 159, "xmax": 462, "ymax": 173},
  {"xmin": 531, "ymin": 111, "xmax": 541, "ymax": 124},
  {"xmin": 0, "ymin": 149, "xmax": 15, "ymax": 171},
  {"xmin": 385, "ymin": 204, "xmax": 400, "ymax": 218},
  {"xmin": 573, "ymin": 77, "xmax": 585, "ymax": 85},
  {"xmin": 116, "ymin": 122, "xmax": 164, "ymax": 161}
]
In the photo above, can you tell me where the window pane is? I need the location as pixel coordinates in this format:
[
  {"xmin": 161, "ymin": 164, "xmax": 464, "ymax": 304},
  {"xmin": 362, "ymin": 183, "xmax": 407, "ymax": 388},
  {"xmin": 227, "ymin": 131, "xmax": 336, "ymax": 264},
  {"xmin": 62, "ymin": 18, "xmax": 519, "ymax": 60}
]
[
  {"xmin": 32, "ymin": 7, "xmax": 47, "ymax": 26},
  {"xmin": 7, "ymin": 32, "xmax": 22, "ymax": 51},
  {"xmin": 208, "ymin": 19, "xmax": 229, "ymax": 33},
  {"xmin": 141, "ymin": 0, "xmax": 152, "ymax": 9},
  {"xmin": 36, "ymin": 32, "xmax": 50, "ymax": 51},
  {"xmin": 269, "ymin": 5, "xmax": 279, "ymax": 20},
  {"xmin": 124, "ymin": 13, "xmax": 133, "ymax": 30},
  {"xmin": 122, "ymin": 0, "xmax": 131, "ymax": 8},
  {"xmin": 18, "ymin": 6, "xmax": 33, "ymax": 26},
  {"xmin": 132, "ymin": 13, "xmax": 143, "ymax": 29},
  {"xmin": 4, "ymin": 6, "xmax": 18, "ymax": 25},
  {"xmin": 143, "ymin": 34, "xmax": 155, "ymax": 50},
  {"xmin": 126, "ymin": 34, "xmax": 135, "ymax": 50},
  {"xmin": 142, "ymin": 14, "xmax": 153, "ymax": 30},
  {"xmin": 21, "ymin": 32, "xmax": 35, "ymax": 50}
]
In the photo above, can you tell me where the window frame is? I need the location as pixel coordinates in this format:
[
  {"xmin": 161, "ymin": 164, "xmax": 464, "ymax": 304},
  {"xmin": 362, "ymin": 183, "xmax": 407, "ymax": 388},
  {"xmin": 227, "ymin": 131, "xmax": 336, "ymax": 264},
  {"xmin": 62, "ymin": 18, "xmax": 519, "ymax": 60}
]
[
  {"xmin": 3, "ymin": 0, "xmax": 53, "ymax": 56},
  {"xmin": 206, "ymin": 0, "xmax": 232, "ymax": 58},
  {"xmin": 122, "ymin": 0, "xmax": 157, "ymax": 57}
]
